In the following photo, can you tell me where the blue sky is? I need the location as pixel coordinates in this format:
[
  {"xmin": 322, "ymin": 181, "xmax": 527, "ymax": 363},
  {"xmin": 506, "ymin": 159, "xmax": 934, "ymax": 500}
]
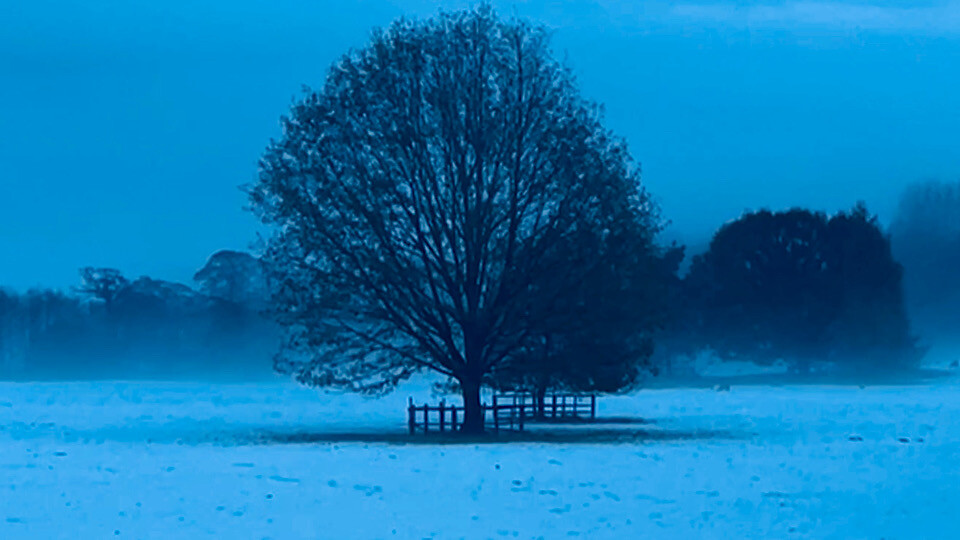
[{"xmin": 2, "ymin": 0, "xmax": 959, "ymax": 290}]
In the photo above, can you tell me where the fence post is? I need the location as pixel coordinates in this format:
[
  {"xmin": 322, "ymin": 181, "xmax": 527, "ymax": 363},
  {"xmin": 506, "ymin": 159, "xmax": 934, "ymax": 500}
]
[
  {"xmin": 518, "ymin": 397, "xmax": 525, "ymax": 432},
  {"xmin": 493, "ymin": 394, "xmax": 499, "ymax": 434},
  {"xmin": 408, "ymin": 397, "xmax": 415, "ymax": 434},
  {"xmin": 451, "ymin": 405, "xmax": 458, "ymax": 432},
  {"xmin": 590, "ymin": 395, "xmax": 596, "ymax": 420},
  {"xmin": 552, "ymin": 394, "xmax": 557, "ymax": 419},
  {"xmin": 423, "ymin": 404, "xmax": 429, "ymax": 433},
  {"xmin": 439, "ymin": 400, "xmax": 446, "ymax": 433},
  {"xmin": 561, "ymin": 395, "xmax": 566, "ymax": 418}
]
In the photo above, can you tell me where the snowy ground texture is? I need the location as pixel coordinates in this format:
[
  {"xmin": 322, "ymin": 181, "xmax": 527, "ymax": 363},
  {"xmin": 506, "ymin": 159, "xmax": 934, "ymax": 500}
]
[{"xmin": 2, "ymin": 375, "xmax": 960, "ymax": 539}]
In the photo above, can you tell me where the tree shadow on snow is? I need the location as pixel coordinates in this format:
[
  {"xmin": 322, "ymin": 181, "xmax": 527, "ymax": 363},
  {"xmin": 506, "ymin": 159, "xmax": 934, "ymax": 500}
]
[
  {"xmin": 32, "ymin": 416, "xmax": 750, "ymax": 447},
  {"xmin": 247, "ymin": 425, "xmax": 752, "ymax": 446},
  {"xmin": 527, "ymin": 416, "xmax": 655, "ymax": 425}
]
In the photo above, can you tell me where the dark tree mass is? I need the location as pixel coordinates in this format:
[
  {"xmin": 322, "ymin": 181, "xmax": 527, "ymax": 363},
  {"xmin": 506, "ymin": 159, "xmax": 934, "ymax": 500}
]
[
  {"xmin": 490, "ymin": 236, "xmax": 681, "ymax": 416},
  {"xmin": 686, "ymin": 205, "xmax": 918, "ymax": 372},
  {"xmin": 249, "ymin": 7, "xmax": 668, "ymax": 432}
]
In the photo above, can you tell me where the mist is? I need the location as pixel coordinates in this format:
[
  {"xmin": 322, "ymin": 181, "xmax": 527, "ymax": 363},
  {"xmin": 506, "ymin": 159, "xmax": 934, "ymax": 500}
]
[
  {"xmin": 0, "ymin": 251, "xmax": 278, "ymax": 382},
  {"xmin": 890, "ymin": 179, "xmax": 960, "ymax": 358}
]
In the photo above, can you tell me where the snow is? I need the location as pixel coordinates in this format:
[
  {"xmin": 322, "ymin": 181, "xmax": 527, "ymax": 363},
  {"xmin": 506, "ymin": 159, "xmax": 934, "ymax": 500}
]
[{"xmin": 2, "ymin": 376, "xmax": 960, "ymax": 538}]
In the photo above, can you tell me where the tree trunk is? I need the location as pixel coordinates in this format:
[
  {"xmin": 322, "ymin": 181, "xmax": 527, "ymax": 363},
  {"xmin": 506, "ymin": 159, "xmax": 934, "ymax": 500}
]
[
  {"xmin": 537, "ymin": 338, "xmax": 551, "ymax": 420},
  {"xmin": 460, "ymin": 379, "xmax": 484, "ymax": 434},
  {"xmin": 535, "ymin": 384, "xmax": 547, "ymax": 420}
]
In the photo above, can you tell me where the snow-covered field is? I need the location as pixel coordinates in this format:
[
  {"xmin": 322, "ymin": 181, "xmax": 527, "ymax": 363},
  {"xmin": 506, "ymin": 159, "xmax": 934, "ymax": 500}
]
[{"xmin": 2, "ymin": 375, "xmax": 960, "ymax": 539}]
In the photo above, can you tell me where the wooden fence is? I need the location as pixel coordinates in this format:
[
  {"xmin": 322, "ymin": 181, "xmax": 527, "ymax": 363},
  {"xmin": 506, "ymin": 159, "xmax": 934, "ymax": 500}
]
[
  {"xmin": 407, "ymin": 396, "xmax": 525, "ymax": 434},
  {"xmin": 498, "ymin": 392, "xmax": 596, "ymax": 421},
  {"xmin": 407, "ymin": 392, "xmax": 597, "ymax": 434}
]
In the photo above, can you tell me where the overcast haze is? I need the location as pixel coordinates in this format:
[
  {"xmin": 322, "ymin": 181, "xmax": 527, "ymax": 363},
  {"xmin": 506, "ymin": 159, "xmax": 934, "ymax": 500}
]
[{"xmin": 3, "ymin": 0, "xmax": 959, "ymax": 290}]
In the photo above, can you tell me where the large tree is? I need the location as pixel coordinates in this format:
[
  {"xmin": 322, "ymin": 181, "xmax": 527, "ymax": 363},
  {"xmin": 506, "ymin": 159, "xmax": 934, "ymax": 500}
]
[
  {"xmin": 686, "ymin": 206, "xmax": 918, "ymax": 373},
  {"xmin": 249, "ymin": 6, "xmax": 663, "ymax": 432}
]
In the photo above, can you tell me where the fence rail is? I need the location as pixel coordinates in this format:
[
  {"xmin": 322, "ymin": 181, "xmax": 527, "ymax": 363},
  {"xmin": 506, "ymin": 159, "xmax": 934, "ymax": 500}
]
[
  {"xmin": 407, "ymin": 392, "xmax": 597, "ymax": 435},
  {"xmin": 495, "ymin": 392, "xmax": 597, "ymax": 421}
]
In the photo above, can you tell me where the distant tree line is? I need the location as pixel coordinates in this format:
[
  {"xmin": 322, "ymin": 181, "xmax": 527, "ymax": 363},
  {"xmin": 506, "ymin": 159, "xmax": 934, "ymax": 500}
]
[{"xmin": 0, "ymin": 250, "xmax": 277, "ymax": 380}]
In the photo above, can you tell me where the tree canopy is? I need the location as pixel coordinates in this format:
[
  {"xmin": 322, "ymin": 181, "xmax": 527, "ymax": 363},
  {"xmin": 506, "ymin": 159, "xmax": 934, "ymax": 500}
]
[
  {"xmin": 194, "ymin": 250, "xmax": 271, "ymax": 307},
  {"xmin": 686, "ymin": 205, "xmax": 918, "ymax": 372}
]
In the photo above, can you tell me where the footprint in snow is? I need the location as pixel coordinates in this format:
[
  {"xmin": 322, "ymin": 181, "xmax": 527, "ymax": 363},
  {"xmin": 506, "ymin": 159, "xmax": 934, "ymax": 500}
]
[
  {"xmin": 353, "ymin": 484, "xmax": 382, "ymax": 496},
  {"xmin": 634, "ymin": 494, "xmax": 676, "ymax": 504},
  {"xmin": 268, "ymin": 475, "xmax": 299, "ymax": 483},
  {"xmin": 603, "ymin": 491, "xmax": 621, "ymax": 502}
]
